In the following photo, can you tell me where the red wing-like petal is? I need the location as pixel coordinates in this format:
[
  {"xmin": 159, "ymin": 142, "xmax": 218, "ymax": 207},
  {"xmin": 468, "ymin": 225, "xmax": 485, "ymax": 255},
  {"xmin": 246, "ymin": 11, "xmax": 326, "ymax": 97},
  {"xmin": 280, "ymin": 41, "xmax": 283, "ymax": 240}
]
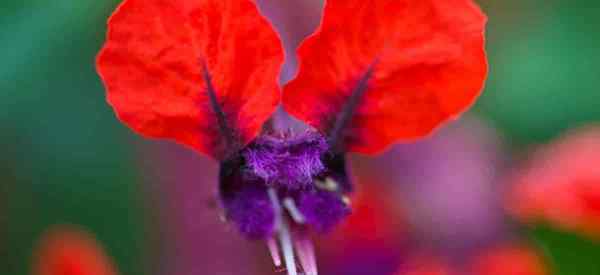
[
  {"xmin": 97, "ymin": 0, "xmax": 283, "ymax": 159},
  {"xmin": 283, "ymin": 0, "xmax": 488, "ymax": 154}
]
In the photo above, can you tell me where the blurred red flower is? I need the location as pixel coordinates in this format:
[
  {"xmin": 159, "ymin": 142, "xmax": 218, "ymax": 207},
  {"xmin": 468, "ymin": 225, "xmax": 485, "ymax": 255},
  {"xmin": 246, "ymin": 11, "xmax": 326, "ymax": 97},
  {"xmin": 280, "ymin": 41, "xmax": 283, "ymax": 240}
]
[
  {"xmin": 401, "ymin": 254, "xmax": 450, "ymax": 275},
  {"xmin": 397, "ymin": 243, "xmax": 547, "ymax": 275},
  {"xmin": 32, "ymin": 225, "xmax": 118, "ymax": 275},
  {"xmin": 337, "ymin": 181, "xmax": 406, "ymax": 243},
  {"xmin": 469, "ymin": 244, "xmax": 548, "ymax": 275},
  {"xmin": 509, "ymin": 126, "xmax": 600, "ymax": 238},
  {"xmin": 319, "ymin": 181, "xmax": 406, "ymax": 275}
]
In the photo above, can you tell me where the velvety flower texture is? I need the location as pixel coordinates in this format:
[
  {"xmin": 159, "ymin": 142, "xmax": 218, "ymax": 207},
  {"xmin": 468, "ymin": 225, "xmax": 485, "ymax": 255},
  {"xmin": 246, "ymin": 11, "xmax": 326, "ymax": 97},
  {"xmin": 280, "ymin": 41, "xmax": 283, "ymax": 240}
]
[
  {"xmin": 96, "ymin": 0, "xmax": 488, "ymax": 274},
  {"xmin": 243, "ymin": 132, "xmax": 328, "ymax": 190}
]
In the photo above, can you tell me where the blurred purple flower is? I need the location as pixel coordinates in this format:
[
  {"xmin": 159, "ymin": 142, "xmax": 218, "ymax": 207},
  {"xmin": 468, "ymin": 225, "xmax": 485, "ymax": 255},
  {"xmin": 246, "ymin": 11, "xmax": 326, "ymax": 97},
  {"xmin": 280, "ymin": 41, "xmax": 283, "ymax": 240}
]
[{"xmin": 362, "ymin": 118, "xmax": 512, "ymax": 255}]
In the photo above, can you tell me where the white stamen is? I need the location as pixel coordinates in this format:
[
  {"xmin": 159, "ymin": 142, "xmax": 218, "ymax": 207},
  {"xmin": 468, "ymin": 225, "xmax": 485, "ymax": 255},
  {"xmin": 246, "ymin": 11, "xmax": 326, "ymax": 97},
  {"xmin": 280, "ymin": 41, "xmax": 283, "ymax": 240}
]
[
  {"xmin": 268, "ymin": 188, "xmax": 283, "ymax": 223},
  {"xmin": 267, "ymin": 237, "xmax": 282, "ymax": 267},
  {"xmin": 294, "ymin": 235, "xmax": 318, "ymax": 275},
  {"xmin": 283, "ymin": 197, "xmax": 306, "ymax": 224},
  {"xmin": 279, "ymin": 215, "xmax": 298, "ymax": 275},
  {"xmin": 268, "ymin": 189, "xmax": 298, "ymax": 275}
]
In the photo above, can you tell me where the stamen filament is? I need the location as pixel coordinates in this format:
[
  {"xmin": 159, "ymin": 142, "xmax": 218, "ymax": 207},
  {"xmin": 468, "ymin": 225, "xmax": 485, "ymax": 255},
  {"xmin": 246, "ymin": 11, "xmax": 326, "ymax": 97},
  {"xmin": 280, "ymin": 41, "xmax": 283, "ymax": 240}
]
[
  {"xmin": 279, "ymin": 214, "xmax": 298, "ymax": 275},
  {"xmin": 267, "ymin": 237, "xmax": 281, "ymax": 267},
  {"xmin": 268, "ymin": 189, "xmax": 283, "ymax": 225},
  {"xmin": 294, "ymin": 234, "xmax": 318, "ymax": 275},
  {"xmin": 268, "ymin": 189, "xmax": 298, "ymax": 275},
  {"xmin": 283, "ymin": 198, "xmax": 306, "ymax": 224}
]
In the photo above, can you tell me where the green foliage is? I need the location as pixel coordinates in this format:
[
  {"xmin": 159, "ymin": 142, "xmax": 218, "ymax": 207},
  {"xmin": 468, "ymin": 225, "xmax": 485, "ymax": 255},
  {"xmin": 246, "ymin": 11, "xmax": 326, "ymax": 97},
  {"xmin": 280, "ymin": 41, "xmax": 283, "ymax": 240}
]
[
  {"xmin": 529, "ymin": 224, "xmax": 600, "ymax": 275},
  {"xmin": 475, "ymin": 1, "xmax": 600, "ymax": 145},
  {"xmin": 0, "ymin": 1, "xmax": 148, "ymax": 274}
]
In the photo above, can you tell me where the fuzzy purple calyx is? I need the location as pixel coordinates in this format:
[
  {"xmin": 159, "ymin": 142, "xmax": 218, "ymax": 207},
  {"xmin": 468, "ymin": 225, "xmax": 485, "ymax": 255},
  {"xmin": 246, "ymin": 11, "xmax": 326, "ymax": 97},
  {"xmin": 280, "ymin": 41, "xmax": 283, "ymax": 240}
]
[
  {"xmin": 221, "ymin": 183, "xmax": 275, "ymax": 239},
  {"xmin": 243, "ymin": 132, "xmax": 328, "ymax": 190},
  {"xmin": 219, "ymin": 131, "xmax": 352, "ymax": 241},
  {"xmin": 298, "ymin": 189, "xmax": 351, "ymax": 232}
]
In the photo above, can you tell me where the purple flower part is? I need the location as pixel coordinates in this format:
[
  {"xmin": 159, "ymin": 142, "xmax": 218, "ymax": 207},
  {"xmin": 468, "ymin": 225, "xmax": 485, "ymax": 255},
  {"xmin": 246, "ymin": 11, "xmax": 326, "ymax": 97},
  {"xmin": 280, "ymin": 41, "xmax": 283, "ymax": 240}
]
[
  {"xmin": 298, "ymin": 189, "xmax": 351, "ymax": 232},
  {"xmin": 221, "ymin": 183, "xmax": 275, "ymax": 239},
  {"xmin": 243, "ymin": 131, "xmax": 328, "ymax": 190}
]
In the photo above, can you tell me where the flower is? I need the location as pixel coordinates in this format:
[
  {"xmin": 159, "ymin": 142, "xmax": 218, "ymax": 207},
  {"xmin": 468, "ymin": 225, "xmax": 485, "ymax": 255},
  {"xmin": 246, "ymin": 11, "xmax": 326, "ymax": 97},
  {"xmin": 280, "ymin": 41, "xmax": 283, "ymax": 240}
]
[
  {"xmin": 395, "ymin": 243, "xmax": 547, "ymax": 275},
  {"xmin": 31, "ymin": 225, "xmax": 118, "ymax": 275},
  {"xmin": 509, "ymin": 126, "xmax": 600, "ymax": 239},
  {"xmin": 96, "ymin": 0, "xmax": 487, "ymax": 274},
  {"xmin": 469, "ymin": 243, "xmax": 548, "ymax": 275}
]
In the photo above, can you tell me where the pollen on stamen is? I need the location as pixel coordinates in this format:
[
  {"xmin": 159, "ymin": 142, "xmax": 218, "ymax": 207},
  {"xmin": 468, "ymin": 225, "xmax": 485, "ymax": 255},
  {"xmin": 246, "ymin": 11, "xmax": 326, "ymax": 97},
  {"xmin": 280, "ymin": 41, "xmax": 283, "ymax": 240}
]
[
  {"xmin": 315, "ymin": 177, "xmax": 338, "ymax": 192},
  {"xmin": 342, "ymin": 196, "xmax": 351, "ymax": 206}
]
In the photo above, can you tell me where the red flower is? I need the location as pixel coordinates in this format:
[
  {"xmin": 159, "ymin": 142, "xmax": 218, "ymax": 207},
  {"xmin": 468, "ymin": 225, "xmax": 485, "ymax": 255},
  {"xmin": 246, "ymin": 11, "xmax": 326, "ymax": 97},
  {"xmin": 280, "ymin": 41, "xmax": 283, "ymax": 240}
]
[
  {"xmin": 338, "ymin": 181, "xmax": 406, "ymax": 243},
  {"xmin": 395, "ymin": 243, "xmax": 547, "ymax": 275},
  {"xmin": 32, "ymin": 225, "xmax": 118, "ymax": 275},
  {"xmin": 509, "ymin": 126, "xmax": 600, "ymax": 238},
  {"xmin": 96, "ymin": 1, "xmax": 487, "ymax": 274}
]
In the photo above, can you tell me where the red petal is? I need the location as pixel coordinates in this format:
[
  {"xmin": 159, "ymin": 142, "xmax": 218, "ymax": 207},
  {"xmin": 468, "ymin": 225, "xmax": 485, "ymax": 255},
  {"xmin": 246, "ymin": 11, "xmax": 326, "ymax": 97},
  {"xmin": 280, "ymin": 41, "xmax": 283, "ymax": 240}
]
[
  {"xmin": 32, "ymin": 226, "xmax": 118, "ymax": 275},
  {"xmin": 283, "ymin": 0, "xmax": 488, "ymax": 154},
  {"xmin": 97, "ymin": 0, "xmax": 284, "ymax": 159}
]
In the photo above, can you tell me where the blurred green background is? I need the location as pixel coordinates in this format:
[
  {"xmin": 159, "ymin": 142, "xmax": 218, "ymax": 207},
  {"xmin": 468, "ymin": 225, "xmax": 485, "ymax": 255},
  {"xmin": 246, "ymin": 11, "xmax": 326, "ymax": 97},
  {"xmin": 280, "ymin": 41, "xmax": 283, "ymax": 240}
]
[{"xmin": 1, "ymin": 0, "xmax": 599, "ymax": 274}]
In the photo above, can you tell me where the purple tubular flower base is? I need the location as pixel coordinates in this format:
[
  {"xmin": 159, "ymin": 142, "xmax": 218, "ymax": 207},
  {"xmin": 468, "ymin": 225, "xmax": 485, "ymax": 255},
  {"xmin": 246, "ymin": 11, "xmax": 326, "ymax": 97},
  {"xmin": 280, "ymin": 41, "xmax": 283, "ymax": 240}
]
[{"xmin": 218, "ymin": 131, "xmax": 353, "ymax": 275}]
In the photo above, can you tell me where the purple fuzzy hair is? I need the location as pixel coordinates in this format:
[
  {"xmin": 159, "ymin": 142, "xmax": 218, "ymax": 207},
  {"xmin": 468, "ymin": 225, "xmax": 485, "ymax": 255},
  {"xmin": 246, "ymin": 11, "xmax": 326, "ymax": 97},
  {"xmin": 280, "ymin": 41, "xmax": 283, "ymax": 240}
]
[
  {"xmin": 243, "ymin": 132, "xmax": 329, "ymax": 190},
  {"xmin": 298, "ymin": 189, "xmax": 351, "ymax": 232},
  {"xmin": 222, "ymin": 183, "xmax": 276, "ymax": 239}
]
